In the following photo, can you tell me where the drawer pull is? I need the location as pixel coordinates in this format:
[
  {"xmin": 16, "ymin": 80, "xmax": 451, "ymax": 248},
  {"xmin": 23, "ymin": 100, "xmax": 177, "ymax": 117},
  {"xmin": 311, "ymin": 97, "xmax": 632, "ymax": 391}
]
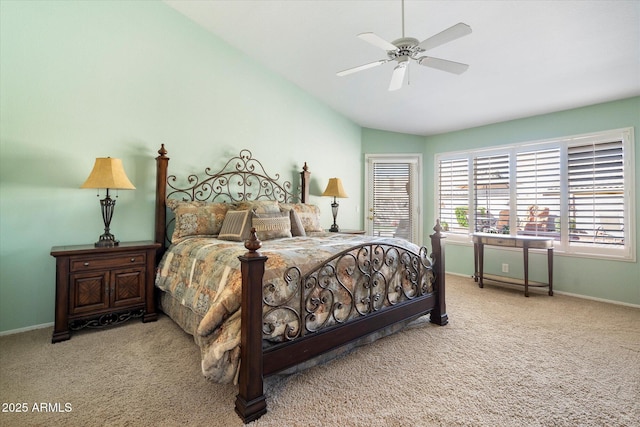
[
  {"xmin": 84, "ymin": 262, "xmax": 90, "ymax": 267},
  {"xmin": 130, "ymin": 258, "xmax": 136, "ymax": 262}
]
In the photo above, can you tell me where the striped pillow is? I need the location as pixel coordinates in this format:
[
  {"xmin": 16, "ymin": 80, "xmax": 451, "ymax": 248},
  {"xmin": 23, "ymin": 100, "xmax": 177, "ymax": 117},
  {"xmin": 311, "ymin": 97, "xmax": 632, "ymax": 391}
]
[
  {"xmin": 287, "ymin": 208, "xmax": 306, "ymax": 237},
  {"xmin": 252, "ymin": 212, "xmax": 292, "ymax": 241},
  {"xmin": 218, "ymin": 210, "xmax": 253, "ymax": 241}
]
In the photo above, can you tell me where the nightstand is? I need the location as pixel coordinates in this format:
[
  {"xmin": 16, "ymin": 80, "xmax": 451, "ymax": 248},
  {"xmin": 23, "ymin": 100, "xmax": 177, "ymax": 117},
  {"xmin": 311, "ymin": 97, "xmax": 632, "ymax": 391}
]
[
  {"xmin": 335, "ymin": 229, "xmax": 366, "ymax": 235},
  {"xmin": 50, "ymin": 241, "xmax": 161, "ymax": 343}
]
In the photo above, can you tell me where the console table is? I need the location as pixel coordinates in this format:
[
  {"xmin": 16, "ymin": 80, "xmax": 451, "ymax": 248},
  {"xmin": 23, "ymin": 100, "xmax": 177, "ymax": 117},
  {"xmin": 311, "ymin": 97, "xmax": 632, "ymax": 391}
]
[{"xmin": 472, "ymin": 233, "xmax": 554, "ymax": 297}]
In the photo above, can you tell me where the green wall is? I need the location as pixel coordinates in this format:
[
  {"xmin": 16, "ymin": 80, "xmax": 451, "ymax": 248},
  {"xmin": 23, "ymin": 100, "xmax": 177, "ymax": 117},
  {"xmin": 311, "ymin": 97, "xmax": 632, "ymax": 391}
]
[
  {"xmin": 363, "ymin": 97, "xmax": 640, "ymax": 305},
  {"xmin": 0, "ymin": 0, "xmax": 362, "ymax": 333},
  {"xmin": 361, "ymin": 128, "xmax": 425, "ymax": 153}
]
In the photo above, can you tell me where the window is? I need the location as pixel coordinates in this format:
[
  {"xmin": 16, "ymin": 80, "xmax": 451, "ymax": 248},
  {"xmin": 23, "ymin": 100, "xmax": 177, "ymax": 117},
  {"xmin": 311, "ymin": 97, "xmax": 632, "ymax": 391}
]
[
  {"xmin": 516, "ymin": 148, "xmax": 561, "ymax": 239},
  {"xmin": 567, "ymin": 140, "xmax": 625, "ymax": 249},
  {"xmin": 438, "ymin": 158, "xmax": 469, "ymax": 235},
  {"xmin": 436, "ymin": 128, "xmax": 634, "ymax": 261},
  {"xmin": 473, "ymin": 153, "xmax": 510, "ymax": 234}
]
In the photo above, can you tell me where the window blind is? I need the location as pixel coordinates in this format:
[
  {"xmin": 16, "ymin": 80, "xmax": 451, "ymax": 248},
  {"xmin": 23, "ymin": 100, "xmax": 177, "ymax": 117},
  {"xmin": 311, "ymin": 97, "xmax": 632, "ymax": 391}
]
[
  {"xmin": 516, "ymin": 148, "xmax": 561, "ymax": 239},
  {"xmin": 438, "ymin": 158, "xmax": 469, "ymax": 234},
  {"xmin": 473, "ymin": 154, "xmax": 509, "ymax": 232},
  {"xmin": 371, "ymin": 162, "xmax": 413, "ymax": 240},
  {"xmin": 568, "ymin": 140, "xmax": 624, "ymax": 246}
]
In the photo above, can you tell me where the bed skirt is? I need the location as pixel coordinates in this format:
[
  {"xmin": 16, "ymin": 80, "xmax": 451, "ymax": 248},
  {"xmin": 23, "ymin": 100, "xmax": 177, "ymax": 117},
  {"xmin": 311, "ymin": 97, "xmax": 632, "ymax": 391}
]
[{"xmin": 159, "ymin": 290, "xmax": 429, "ymax": 380}]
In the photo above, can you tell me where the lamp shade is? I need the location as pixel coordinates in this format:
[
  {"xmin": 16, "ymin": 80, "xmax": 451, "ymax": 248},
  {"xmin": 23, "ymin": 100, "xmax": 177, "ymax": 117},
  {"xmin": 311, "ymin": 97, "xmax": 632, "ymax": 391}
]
[
  {"xmin": 81, "ymin": 157, "xmax": 135, "ymax": 190},
  {"xmin": 322, "ymin": 178, "xmax": 348, "ymax": 198}
]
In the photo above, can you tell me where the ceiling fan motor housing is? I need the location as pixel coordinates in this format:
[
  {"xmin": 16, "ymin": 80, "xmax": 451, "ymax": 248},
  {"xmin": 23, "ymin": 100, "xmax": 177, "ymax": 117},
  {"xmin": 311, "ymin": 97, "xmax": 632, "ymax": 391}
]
[{"xmin": 388, "ymin": 37, "xmax": 422, "ymax": 60}]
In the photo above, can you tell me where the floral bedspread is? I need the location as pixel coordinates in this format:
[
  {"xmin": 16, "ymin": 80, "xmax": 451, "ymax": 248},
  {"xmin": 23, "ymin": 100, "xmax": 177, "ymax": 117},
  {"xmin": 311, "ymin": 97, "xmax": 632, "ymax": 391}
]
[{"xmin": 155, "ymin": 233, "xmax": 425, "ymax": 383}]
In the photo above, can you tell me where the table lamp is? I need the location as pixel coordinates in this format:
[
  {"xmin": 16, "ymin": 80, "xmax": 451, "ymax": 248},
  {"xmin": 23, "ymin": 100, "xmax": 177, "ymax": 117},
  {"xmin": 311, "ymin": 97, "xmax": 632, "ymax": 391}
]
[
  {"xmin": 322, "ymin": 178, "xmax": 348, "ymax": 232},
  {"xmin": 81, "ymin": 157, "xmax": 135, "ymax": 247}
]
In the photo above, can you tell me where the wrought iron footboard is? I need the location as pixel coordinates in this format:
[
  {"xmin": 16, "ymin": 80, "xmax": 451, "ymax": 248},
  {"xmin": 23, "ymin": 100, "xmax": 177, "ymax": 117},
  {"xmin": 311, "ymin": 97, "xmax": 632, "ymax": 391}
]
[{"xmin": 263, "ymin": 243, "xmax": 436, "ymax": 342}]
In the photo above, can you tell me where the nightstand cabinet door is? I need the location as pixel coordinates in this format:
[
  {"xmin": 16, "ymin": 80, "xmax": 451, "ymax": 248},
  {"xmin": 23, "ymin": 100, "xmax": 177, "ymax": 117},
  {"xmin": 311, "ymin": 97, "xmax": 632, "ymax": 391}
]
[
  {"xmin": 69, "ymin": 271, "xmax": 110, "ymax": 315},
  {"xmin": 111, "ymin": 267, "xmax": 145, "ymax": 308}
]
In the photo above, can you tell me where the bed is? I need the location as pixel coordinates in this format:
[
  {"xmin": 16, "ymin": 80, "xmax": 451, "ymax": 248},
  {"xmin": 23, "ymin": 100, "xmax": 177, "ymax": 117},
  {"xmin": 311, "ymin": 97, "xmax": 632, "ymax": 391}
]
[{"xmin": 153, "ymin": 144, "xmax": 447, "ymax": 422}]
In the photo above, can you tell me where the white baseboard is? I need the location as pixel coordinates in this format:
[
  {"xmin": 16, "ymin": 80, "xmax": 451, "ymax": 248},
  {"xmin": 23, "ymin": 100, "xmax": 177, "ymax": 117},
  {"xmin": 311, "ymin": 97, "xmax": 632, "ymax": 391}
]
[
  {"xmin": 448, "ymin": 272, "xmax": 640, "ymax": 309},
  {"xmin": 552, "ymin": 290, "xmax": 640, "ymax": 309},
  {"xmin": 0, "ymin": 322, "xmax": 53, "ymax": 337}
]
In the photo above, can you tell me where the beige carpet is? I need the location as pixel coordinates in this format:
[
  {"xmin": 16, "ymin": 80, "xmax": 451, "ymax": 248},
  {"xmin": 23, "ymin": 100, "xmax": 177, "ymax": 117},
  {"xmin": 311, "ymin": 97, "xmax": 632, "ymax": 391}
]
[{"xmin": 1, "ymin": 274, "xmax": 638, "ymax": 427}]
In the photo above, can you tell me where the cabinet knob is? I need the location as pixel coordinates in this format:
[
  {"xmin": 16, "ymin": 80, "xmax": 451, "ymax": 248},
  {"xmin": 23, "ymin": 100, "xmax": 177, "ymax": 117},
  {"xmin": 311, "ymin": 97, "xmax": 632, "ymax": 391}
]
[
  {"xmin": 130, "ymin": 258, "xmax": 136, "ymax": 262},
  {"xmin": 83, "ymin": 262, "xmax": 90, "ymax": 267}
]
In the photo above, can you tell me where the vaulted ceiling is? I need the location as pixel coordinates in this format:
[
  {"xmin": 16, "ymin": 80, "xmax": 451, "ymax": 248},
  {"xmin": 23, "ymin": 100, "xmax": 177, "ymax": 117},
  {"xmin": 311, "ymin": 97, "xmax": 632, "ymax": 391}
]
[{"xmin": 165, "ymin": 0, "xmax": 640, "ymax": 136}]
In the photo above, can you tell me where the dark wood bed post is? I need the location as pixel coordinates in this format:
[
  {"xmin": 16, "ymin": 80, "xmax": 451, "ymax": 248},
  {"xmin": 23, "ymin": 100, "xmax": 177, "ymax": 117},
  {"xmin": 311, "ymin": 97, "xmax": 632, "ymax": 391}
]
[
  {"xmin": 429, "ymin": 220, "xmax": 448, "ymax": 326},
  {"xmin": 235, "ymin": 230, "xmax": 268, "ymax": 423},
  {"xmin": 235, "ymin": 163, "xmax": 308, "ymax": 422},
  {"xmin": 300, "ymin": 162, "xmax": 310, "ymax": 203},
  {"xmin": 155, "ymin": 144, "xmax": 169, "ymax": 256}
]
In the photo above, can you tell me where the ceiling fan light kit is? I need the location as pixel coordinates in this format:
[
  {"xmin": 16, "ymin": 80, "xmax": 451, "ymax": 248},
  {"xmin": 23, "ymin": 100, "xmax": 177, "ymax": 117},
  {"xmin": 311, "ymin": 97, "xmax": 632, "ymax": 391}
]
[{"xmin": 337, "ymin": 1, "xmax": 472, "ymax": 91}]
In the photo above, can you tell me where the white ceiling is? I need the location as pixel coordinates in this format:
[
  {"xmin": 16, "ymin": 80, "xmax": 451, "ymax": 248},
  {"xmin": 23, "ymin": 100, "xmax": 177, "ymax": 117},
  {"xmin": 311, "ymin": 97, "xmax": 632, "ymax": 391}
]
[{"xmin": 165, "ymin": 0, "xmax": 640, "ymax": 136}]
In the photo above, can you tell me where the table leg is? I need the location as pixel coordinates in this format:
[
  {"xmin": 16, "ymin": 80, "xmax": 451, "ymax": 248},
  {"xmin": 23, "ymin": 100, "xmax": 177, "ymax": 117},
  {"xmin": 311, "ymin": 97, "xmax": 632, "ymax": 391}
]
[
  {"xmin": 548, "ymin": 248, "xmax": 554, "ymax": 296},
  {"xmin": 523, "ymin": 246, "xmax": 529, "ymax": 297},
  {"xmin": 473, "ymin": 242, "xmax": 479, "ymax": 282},
  {"xmin": 478, "ymin": 243, "xmax": 484, "ymax": 288}
]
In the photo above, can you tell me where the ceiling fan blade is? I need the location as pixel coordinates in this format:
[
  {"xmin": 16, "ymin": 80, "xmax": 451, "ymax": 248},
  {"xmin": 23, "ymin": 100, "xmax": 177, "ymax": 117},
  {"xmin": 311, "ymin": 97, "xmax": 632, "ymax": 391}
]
[
  {"xmin": 418, "ymin": 56, "xmax": 469, "ymax": 74},
  {"xmin": 357, "ymin": 32, "xmax": 398, "ymax": 51},
  {"xmin": 337, "ymin": 59, "xmax": 389, "ymax": 77},
  {"xmin": 388, "ymin": 61, "xmax": 408, "ymax": 91},
  {"xmin": 418, "ymin": 22, "xmax": 472, "ymax": 51}
]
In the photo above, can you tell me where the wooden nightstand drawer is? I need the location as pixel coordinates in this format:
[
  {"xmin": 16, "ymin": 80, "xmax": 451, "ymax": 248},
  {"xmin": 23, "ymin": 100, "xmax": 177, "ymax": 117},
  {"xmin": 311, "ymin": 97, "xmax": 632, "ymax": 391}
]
[{"xmin": 70, "ymin": 253, "xmax": 146, "ymax": 272}]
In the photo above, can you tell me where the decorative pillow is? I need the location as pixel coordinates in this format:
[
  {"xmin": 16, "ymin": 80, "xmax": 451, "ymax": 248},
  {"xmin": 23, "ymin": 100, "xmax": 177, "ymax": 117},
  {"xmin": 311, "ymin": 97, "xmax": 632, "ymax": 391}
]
[
  {"xmin": 218, "ymin": 210, "xmax": 253, "ymax": 242},
  {"xmin": 166, "ymin": 200, "xmax": 230, "ymax": 242},
  {"xmin": 233, "ymin": 200, "xmax": 280, "ymax": 214},
  {"xmin": 284, "ymin": 208, "xmax": 306, "ymax": 237},
  {"xmin": 252, "ymin": 212, "xmax": 292, "ymax": 241},
  {"xmin": 280, "ymin": 203, "xmax": 323, "ymax": 232}
]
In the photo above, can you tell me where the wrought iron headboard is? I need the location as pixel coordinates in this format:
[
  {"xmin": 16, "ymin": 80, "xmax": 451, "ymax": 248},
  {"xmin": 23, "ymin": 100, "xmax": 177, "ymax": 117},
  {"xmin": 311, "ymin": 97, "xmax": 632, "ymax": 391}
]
[
  {"xmin": 166, "ymin": 148, "xmax": 304, "ymax": 203},
  {"xmin": 154, "ymin": 144, "xmax": 310, "ymax": 250}
]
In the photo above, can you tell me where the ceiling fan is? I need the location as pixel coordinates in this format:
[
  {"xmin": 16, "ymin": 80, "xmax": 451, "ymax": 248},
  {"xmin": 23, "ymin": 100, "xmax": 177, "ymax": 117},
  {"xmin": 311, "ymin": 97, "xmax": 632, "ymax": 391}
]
[{"xmin": 337, "ymin": 0, "xmax": 472, "ymax": 91}]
